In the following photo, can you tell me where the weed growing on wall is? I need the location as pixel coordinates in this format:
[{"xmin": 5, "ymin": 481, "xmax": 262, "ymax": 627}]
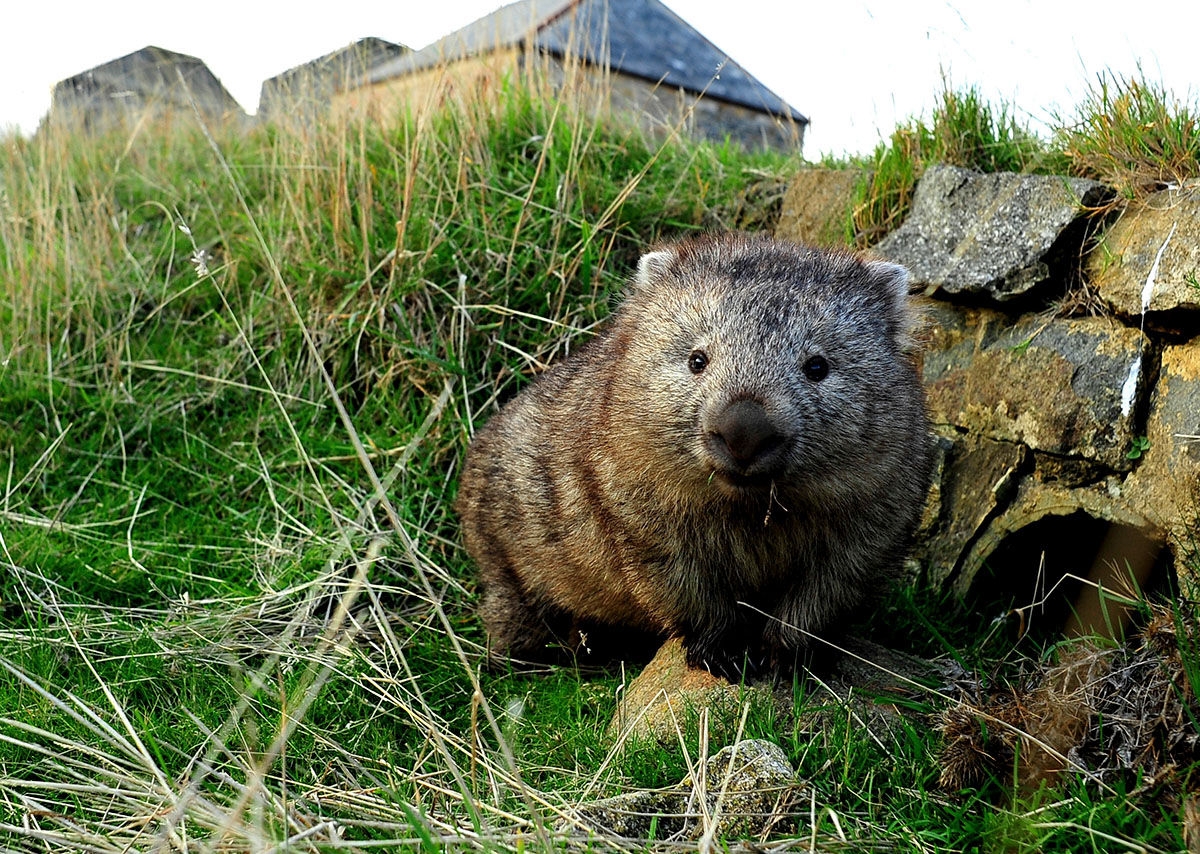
[
  {"xmin": 850, "ymin": 83, "xmax": 1045, "ymax": 246},
  {"xmin": 1056, "ymin": 71, "xmax": 1200, "ymax": 199}
]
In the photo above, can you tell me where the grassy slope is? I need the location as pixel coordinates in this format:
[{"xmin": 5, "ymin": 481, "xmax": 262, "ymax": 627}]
[{"xmin": 0, "ymin": 69, "xmax": 1195, "ymax": 851}]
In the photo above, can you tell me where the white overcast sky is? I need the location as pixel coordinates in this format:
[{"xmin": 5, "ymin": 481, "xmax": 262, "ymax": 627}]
[{"xmin": 1, "ymin": 1, "xmax": 1195, "ymax": 159}]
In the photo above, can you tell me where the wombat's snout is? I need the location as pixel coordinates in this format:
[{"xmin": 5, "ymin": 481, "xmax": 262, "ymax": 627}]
[{"xmin": 704, "ymin": 398, "xmax": 788, "ymax": 476}]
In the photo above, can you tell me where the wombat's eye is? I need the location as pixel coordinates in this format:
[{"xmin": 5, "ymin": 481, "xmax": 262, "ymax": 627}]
[
  {"xmin": 802, "ymin": 355, "xmax": 829, "ymax": 382},
  {"xmin": 687, "ymin": 350, "xmax": 709, "ymax": 374}
]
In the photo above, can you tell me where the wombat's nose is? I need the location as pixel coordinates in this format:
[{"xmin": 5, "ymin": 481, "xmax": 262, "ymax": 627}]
[{"xmin": 705, "ymin": 399, "xmax": 785, "ymax": 472}]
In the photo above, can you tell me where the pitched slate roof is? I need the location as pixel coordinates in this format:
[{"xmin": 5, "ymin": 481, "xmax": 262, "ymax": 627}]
[{"xmin": 367, "ymin": 0, "xmax": 806, "ymax": 123}]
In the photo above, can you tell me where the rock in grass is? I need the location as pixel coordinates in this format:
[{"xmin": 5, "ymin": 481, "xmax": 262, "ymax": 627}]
[
  {"xmin": 607, "ymin": 637, "xmax": 749, "ymax": 743},
  {"xmin": 563, "ymin": 738, "xmax": 797, "ymax": 842},
  {"xmin": 608, "ymin": 636, "xmax": 947, "ymax": 746}
]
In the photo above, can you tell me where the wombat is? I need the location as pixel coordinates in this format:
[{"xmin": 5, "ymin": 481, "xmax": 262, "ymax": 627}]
[{"xmin": 457, "ymin": 232, "xmax": 931, "ymax": 680}]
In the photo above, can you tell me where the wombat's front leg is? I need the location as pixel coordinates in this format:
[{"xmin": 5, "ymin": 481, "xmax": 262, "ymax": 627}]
[
  {"xmin": 763, "ymin": 580, "xmax": 854, "ymax": 673},
  {"xmin": 680, "ymin": 617, "xmax": 769, "ymax": 682},
  {"xmin": 478, "ymin": 573, "xmax": 556, "ymax": 663}
]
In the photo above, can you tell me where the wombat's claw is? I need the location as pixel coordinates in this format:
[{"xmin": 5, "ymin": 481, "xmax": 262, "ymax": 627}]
[
  {"xmin": 695, "ymin": 650, "xmax": 756, "ymax": 683},
  {"xmin": 709, "ymin": 661, "xmax": 740, "ymax": 682},
  {"xmin": 737, "ymin": 651, "xmax": 770, "ymax": 682}
]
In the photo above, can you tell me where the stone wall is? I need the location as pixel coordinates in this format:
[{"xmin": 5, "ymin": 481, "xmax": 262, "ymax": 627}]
[{"xmin": 778, "ymin": 165, "xmax": 1200, "ymax": 632}]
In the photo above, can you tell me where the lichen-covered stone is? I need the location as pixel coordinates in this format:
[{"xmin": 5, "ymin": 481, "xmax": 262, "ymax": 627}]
[
  {"xmin": 607, "ymin": 637, "xmax": 753, "ymax": 743},
  {"xmin": 563, "ymin": 786, "xmax": 689, "ymax": 840},
  {"xmin": 1089, "ymin": 187, "xmax": 1200, "ymax": 320},
  {"xmin": 919, "ymin": 301, "xmax": 1007, "ymax": 398},
  {"xmin": 924, "ymin": 311, "xmax": 1151, "ymax": 470},
  {"xmin": 564, "ymin": 739, "xmax": 797, "ymax": 842},
  {"xmin": 774, "ymin": 168, "xmax": 864, "ymax": 247},
  {"xmin": 917, "ymin": 434, "xmax": 1028, "ymax": 586},
  {"xmin": 1122, "ymin": 341, "xmax": 1200, "ymax": 549},
  {"xmin": 682, "ymin": 740, "xmax": 796, "ymax": 841},
  {"xmin": 876, "ymin": 165, "xmax": 1109, "ymax": 301}
]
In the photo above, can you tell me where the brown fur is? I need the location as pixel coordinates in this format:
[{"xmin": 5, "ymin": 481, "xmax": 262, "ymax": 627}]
[{"xmin": 457, "ymin": 233, "xmax": 932, "ymax": 679}]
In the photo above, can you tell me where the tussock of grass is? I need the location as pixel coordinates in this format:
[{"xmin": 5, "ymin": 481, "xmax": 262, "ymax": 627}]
[
  {"xmin": 843, "ymin": 74, "xmax": 1200, "ymax": 246},
  {"xmin": 1056, "ymin": 71, "xmax": 1200, "ymax": 200},
  {"xmin": 851, "ymin": 83, "xmax": 1045, "ymax": 246}
]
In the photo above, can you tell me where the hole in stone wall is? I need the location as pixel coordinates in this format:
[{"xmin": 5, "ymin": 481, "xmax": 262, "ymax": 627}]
[{"xmin": 967, "ymin": 512, "xmax": 1175, "ymax": 645}]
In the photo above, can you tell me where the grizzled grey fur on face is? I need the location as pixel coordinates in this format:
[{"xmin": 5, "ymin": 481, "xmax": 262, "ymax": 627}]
[{"xmin": 457, "ymin": 232, "xmax": 931, "ymax": 680}]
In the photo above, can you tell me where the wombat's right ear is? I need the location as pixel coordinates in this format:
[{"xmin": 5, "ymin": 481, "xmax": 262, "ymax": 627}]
[
  {"xmin": 865, "ymin": 260, "xmax": 923, "ymax": 352},
  {"xmin": 634, "ymin": 249, "xmax": 675, "ymax": 289}
]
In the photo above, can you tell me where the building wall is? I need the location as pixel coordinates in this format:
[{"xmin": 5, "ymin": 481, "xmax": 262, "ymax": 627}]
[
  {"xmin": 48, "ymin": 51, "xmax": 245, "ymax": 135},
  {"xmin": 259, "ymin": 40, "xmax": 408, "ymax": 121},
  {"xmin": 541, "ymin": 56, "xmax": 803, "ymax": 152},
  {"xmin": 332, "ymin": 49, "xmax": 526, "ymax": 125},
  {"xmin": 336, "ymin": 48, "xmax": 803, "ymax": 153}
]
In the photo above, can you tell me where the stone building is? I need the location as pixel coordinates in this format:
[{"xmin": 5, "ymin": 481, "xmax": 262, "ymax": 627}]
[
  {"xmin": 258, "ymin": 38, "xmax": 409, "ymax": 122},
  {"xmin": 344, "ymin": 0, "xmax": 807, "ymax": 152},
  {"xmin": 48, "ymin": 46, "xmax": 245, "ymax": 133}
]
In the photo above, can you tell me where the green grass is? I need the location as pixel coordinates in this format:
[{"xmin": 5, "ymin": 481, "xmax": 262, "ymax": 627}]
[
  {"xmin": 842, "ymin": 74, "xmax": 1200, "ymax": 245},
  {"xmin": 2, "ymin": 63, "xmax": 1198, "ymax": 852},
  {"xmin": 1055, "ymin": 71, "xmax": 1200, "ymax": 200},
  {"xmin": 848, "ymin": 82, "xmax": 1046, "ymax": 246}
]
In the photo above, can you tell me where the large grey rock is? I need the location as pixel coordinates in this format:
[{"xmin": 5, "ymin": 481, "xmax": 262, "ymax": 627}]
[
  {"xmin": 877, "ymin": 165, "xmax": 1109, "ymax": 301},
  {"xmin": 1089, "ymin": 185, "xmax": 1200, "ymax": 320},
  {"xmin": 923, "ymin": 307, "xmax": 1151, "ymax": 471}
]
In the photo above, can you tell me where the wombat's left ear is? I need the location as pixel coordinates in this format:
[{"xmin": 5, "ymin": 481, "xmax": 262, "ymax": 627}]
[
  {"xmin": 865, "ymin": 260, "xmax": 922, "ymax": 351},
  {"xmin": 634, "ymin": 249, "xmax": 675, "ymax": 290}
]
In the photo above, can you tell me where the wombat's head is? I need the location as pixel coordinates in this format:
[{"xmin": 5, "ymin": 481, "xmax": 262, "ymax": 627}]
[{"xmin": 610, "ymin": 233, "xmax": 924, "ymax": 505}]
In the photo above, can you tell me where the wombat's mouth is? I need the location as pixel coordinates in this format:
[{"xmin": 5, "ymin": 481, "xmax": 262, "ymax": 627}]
[{"xmin": 709, "ymin": 469, "xmax": 778, "ymax": 495}]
